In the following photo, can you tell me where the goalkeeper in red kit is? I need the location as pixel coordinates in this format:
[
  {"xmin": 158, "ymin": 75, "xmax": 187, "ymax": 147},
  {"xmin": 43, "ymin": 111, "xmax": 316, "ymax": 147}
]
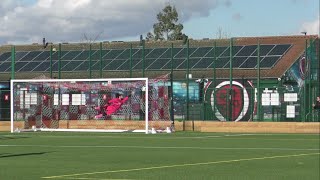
[{"xmin": 95, "ymin": 92, "xmax": 131, "ymax": 119}]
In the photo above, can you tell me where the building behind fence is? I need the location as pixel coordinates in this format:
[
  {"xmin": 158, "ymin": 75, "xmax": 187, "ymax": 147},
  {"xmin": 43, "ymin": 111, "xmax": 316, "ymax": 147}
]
[{"xmin": 0, "ymin": 35, "xmax": 319, "ymax": 122}]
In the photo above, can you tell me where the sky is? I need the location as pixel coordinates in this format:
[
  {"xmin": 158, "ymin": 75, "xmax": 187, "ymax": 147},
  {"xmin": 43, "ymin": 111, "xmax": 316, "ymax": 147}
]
[{"xmin": 0, "ymin": 0, "xmax": 318, "ymax": 45}]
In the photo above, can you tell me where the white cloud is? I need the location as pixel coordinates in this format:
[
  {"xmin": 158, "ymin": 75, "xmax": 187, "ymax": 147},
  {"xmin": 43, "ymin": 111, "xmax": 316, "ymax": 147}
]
[
  {"xmin": 37, "ymin": 0, "xmax": 54, "ymax": 9},
  {"xmin": 0, "ymin": 0, "xmax": 227, "ymax": 45},
  {"xmin": 300, "ymin": 16, "xmax": 320, "ymax": 35}
]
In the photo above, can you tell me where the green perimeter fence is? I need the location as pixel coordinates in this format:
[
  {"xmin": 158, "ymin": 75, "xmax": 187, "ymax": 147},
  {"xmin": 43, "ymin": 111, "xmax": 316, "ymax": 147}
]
[{"xmin": 0, "ymin": 37, "xmax": 319, "ymax": 122}]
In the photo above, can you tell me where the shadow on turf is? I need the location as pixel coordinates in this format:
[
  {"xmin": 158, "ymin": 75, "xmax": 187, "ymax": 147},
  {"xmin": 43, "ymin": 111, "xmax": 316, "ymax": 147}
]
[
  {"xmin": 0, "ymin": 152, "xmax": 53, "ymax": 159},
  {"xmin": 0, "ymin": 136, "xmax": 30, "ymax": 140}
]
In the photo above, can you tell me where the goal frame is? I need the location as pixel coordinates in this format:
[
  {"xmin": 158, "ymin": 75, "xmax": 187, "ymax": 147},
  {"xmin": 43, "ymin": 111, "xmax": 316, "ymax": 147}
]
[{"xmin": 10, "ymin": 78, "xmax": 151, "ymax": 134}]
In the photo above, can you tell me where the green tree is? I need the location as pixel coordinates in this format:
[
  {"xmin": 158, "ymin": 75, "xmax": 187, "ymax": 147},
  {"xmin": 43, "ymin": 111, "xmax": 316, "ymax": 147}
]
[{"xmin": 147, "ymin": 5, "xmax": 184, "ymax": 41}]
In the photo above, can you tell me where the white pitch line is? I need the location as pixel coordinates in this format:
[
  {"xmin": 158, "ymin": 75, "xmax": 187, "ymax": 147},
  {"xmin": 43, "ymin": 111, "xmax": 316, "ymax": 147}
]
[
  {"xmin": 0, "ymin": 144, "xmax": 319, "ymax": 151},
  {"xmin": 2, "ymin": 134, "xmax": 319, "ymax": 141},
  {"xmin": 42, "ymin": 152, "xmax": 320, "ymax": 179}
]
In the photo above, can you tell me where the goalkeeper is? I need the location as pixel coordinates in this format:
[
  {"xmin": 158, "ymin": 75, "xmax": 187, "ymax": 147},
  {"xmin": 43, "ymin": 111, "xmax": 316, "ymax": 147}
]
[{"xmin": 95, "ymin": 92, "xmax": 131, "ymax": 119}]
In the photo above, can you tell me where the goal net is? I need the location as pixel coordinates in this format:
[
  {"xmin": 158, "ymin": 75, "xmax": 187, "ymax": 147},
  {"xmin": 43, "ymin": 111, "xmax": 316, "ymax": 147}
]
[{"xmin": 10, "ymin": 77, "xmax": 172, "ymax": 134}]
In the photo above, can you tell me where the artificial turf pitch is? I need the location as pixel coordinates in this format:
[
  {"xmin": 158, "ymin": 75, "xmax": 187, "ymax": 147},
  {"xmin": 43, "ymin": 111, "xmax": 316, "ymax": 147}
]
[{"xmin": 0, "ymin": 132, "xmax": 319, "ymax": 180}]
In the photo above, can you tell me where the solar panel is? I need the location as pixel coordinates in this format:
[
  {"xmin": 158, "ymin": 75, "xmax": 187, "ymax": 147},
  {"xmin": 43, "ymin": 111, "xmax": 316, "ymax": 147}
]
[
  {"xmin": 75, "ymin": 51, "xmax": 90, "ymax": 60},
  {"xmin": 268, "ymin": 44, "xmax": 291, "ymax": 55},
  {"xmin": 33, "ymin": 61, "xmax": 50, "ymax": 72},
  {"xmin": 92, "ymin": 50, "xmax": 109, "ymax": 60},
  {"xmin": 116, "ymin": 49, "xmax": 130, "ymax": 59},
  {"xmin": 252, "ymin": 45, "xmax": 275, "ymax": 56},
  {"xmin": 189, "ymin": 58, "xmax": 201, "ymax": 68},
  {"xmin": 15, "ymin": 52, "xmax": 28, "ymax": 61},
  {"xmin": 33, "ymin": 51, "xmax": 50, "ymax": 61},
  {"xmin": 147, "ymin": 58, "xmax": 170, "ymax": 70},
  {"xmin": 176, "ymin": 59, "xmax": 189, "ymax": 69},
  {"xmin": 89, "ymin": 61, "xmax": 98, "ymax": 71},
  {"xmin": 61, "ymin": 61, "xmax": 84, "ymax": 71},
  {"xmin": 105, "ymin": 49, "xmax": 126, "ymax": 59},
  {"xmin": 215, "ymin": 57, "xmax": 230, "ymax": 68},
  {"xmin": 162, "ymin": 58, "xmax": 183, "ymax": 69},
  {"xmin": 50, "ymin": 51, "xmax": 59, "ymax": 60},
  {"xmin": 191, "ymin": 47, "xmax": 212, "ymax": 58},
  {"xmin": 74, "ymin": 61, "xmax": 90, "ymax": 71},
  {"xmin": 50, "ymin": 61, "xmax": 59, "ymax": 71},
  {"xmin": 231, "ymin": 57, "xmax": 249, "ymax": 68},
  {"xmin": 260, "ymin": 56, "xmax": 281, "ymax": 68},
  {"xmin": 104, "ymin": 59, "xmax": 126, "ymax": 70},
  {"xmin": 146, "ymin": 48, "xmax": 167, "ymax": 59},
  {"xmin": 18, "ymin": 51, "xmax": 41, "ymax": 61},
  {"xmin": 239, "ymin": 57, "xmax": 259, "ymax": 68},
  {"xmin": 3, "ymin": 43, "xmax": 292, "ymax": 72},
  {"xmin": 205, "ymin": 46, "xmax": 228, "ymax": 57},
  {"xmin": 0, "ymin": 62, "xmax": 11, "ymax": 72},
  {"xmin": 61, "ymin": 51, "xmax": 83, "ymax": 60},
  {"xmin": 117, "ymin": 59, "xmax": 131, "ymax": 70},
  {"xmin": 144, "ymin": 58, "xmax": 156, "ymax": 68},
  {"xmin": 15, "ymin": 62, "xmax": 29, "ymax": 71},
  {"xmin": 175, "ymin": 48, "xmax": 197, "ymax": 58},
  {"xmin": 236, "ymin": 45, "xmax": 257, "ymax": 56},
  {"xmin": 133, "ymin": 48, "xmax": 152, "ymax": 59},
  {"xmin": 132, "ymin": 59, "xmax": 144, "ymax": 70},
  {"xmin": 220, "ymin": 46, "xmax": 243, "ymax": 57},
  {"xmin": 160, "ymin": 48, "xmax": 180, "ymax": 58},
  {"xmin": 192, "ymin": 58, "xmax": 212, "ymax": 69},
  {"xmin": 59, "ymin": 60, "xmax": 71, "ymax": 71},
  {"xmin": 0, "ymin": 52, "xmax": 11, "ymax": 62},
  {"xmin": 18, "ymin": 62, "xmax": 42, "ymax": 71}
]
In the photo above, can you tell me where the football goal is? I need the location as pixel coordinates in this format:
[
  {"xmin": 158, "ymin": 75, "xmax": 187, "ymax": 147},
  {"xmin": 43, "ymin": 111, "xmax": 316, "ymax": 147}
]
[{"xmin": 10, "ymin": 77, "xmax": 173, "ymax": 134}]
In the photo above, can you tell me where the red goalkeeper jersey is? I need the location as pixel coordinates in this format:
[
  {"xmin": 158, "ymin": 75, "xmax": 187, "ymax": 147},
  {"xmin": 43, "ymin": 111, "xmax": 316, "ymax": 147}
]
[{"xmin": 105, "ymin": 96, "xmax": 129, "ymax": 115}]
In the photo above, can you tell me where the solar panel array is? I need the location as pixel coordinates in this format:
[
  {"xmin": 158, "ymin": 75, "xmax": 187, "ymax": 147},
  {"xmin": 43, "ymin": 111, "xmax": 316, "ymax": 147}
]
[{"xmin": 0, "ymin": 44, "xmax": 291, "ymax": 72}]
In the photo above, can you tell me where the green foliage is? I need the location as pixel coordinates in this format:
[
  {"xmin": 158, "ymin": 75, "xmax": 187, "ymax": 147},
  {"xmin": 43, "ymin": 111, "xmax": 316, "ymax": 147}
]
[{"xmin": 147, "ymin": 5, "xmax": 184, "ymax": 41}]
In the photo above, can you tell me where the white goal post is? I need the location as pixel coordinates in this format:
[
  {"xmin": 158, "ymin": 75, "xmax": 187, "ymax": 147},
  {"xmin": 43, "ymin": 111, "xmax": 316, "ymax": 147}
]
[{"xmin": 10, "ymin": 77, "xmax": 173, "ymax": 134}]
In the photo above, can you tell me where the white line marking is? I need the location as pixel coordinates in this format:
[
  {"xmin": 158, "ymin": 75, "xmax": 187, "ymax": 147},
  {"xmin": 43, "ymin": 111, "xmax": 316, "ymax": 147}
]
[
  {"xmin": 0, "ymin": 144, "xmax": 319, "ymax": 151},
  {"xmin": 42, "ymin": 152, "xmax": 320, "ymax": 179},
  {"xmin": 2, "ymin": 134, "xmax": 319, "ymax": 141}
]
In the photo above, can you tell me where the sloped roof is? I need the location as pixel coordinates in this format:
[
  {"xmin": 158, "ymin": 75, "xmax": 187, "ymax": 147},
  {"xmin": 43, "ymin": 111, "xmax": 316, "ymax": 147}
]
[
  {"xmin": 207, "ymin": 35, "xmax": 318, "ymax": 79},
  {"xmin": 0, "ymin": 35, "xmax": 318, "ymax": 81}
]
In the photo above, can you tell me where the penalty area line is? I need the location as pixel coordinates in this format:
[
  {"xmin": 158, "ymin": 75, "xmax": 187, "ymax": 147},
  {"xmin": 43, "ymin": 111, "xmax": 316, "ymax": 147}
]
[{"xmin": 42, "ymin": 152, "xmax": 320, "ymax": 179}]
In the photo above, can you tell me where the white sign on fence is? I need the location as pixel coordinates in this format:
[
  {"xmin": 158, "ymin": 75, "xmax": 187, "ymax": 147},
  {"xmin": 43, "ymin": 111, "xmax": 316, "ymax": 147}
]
[
  {"xmin": 286, "ymin": 105, "xmax": 295, "ymax": 118},
  {"xmin": 270, "ymin": 93, "xmax": 280, "ymax": 105},
  {"xmin": 262, "ymin": 93, "xmax": 271, "ymax": 106},
  {"xmin": 284, "ymin": 93, "xmax": 298, "ymax": 102}
]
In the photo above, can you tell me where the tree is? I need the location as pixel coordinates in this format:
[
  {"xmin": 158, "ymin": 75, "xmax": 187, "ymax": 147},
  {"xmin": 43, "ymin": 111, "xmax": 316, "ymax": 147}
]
[
  {"xmin": 79, "ymin": 31, "xmax": 104, "ymax": 50},
  {"xmin": 147, "ymin": 5, "xmax": 184, "ymax": 41},
  {"xmin": 146, "ymin": 32, "xmax": 155, "ymax": 41},
  {"xmin": 216, "ymin": 27, "xmax": 229, "ymax": 39}
]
